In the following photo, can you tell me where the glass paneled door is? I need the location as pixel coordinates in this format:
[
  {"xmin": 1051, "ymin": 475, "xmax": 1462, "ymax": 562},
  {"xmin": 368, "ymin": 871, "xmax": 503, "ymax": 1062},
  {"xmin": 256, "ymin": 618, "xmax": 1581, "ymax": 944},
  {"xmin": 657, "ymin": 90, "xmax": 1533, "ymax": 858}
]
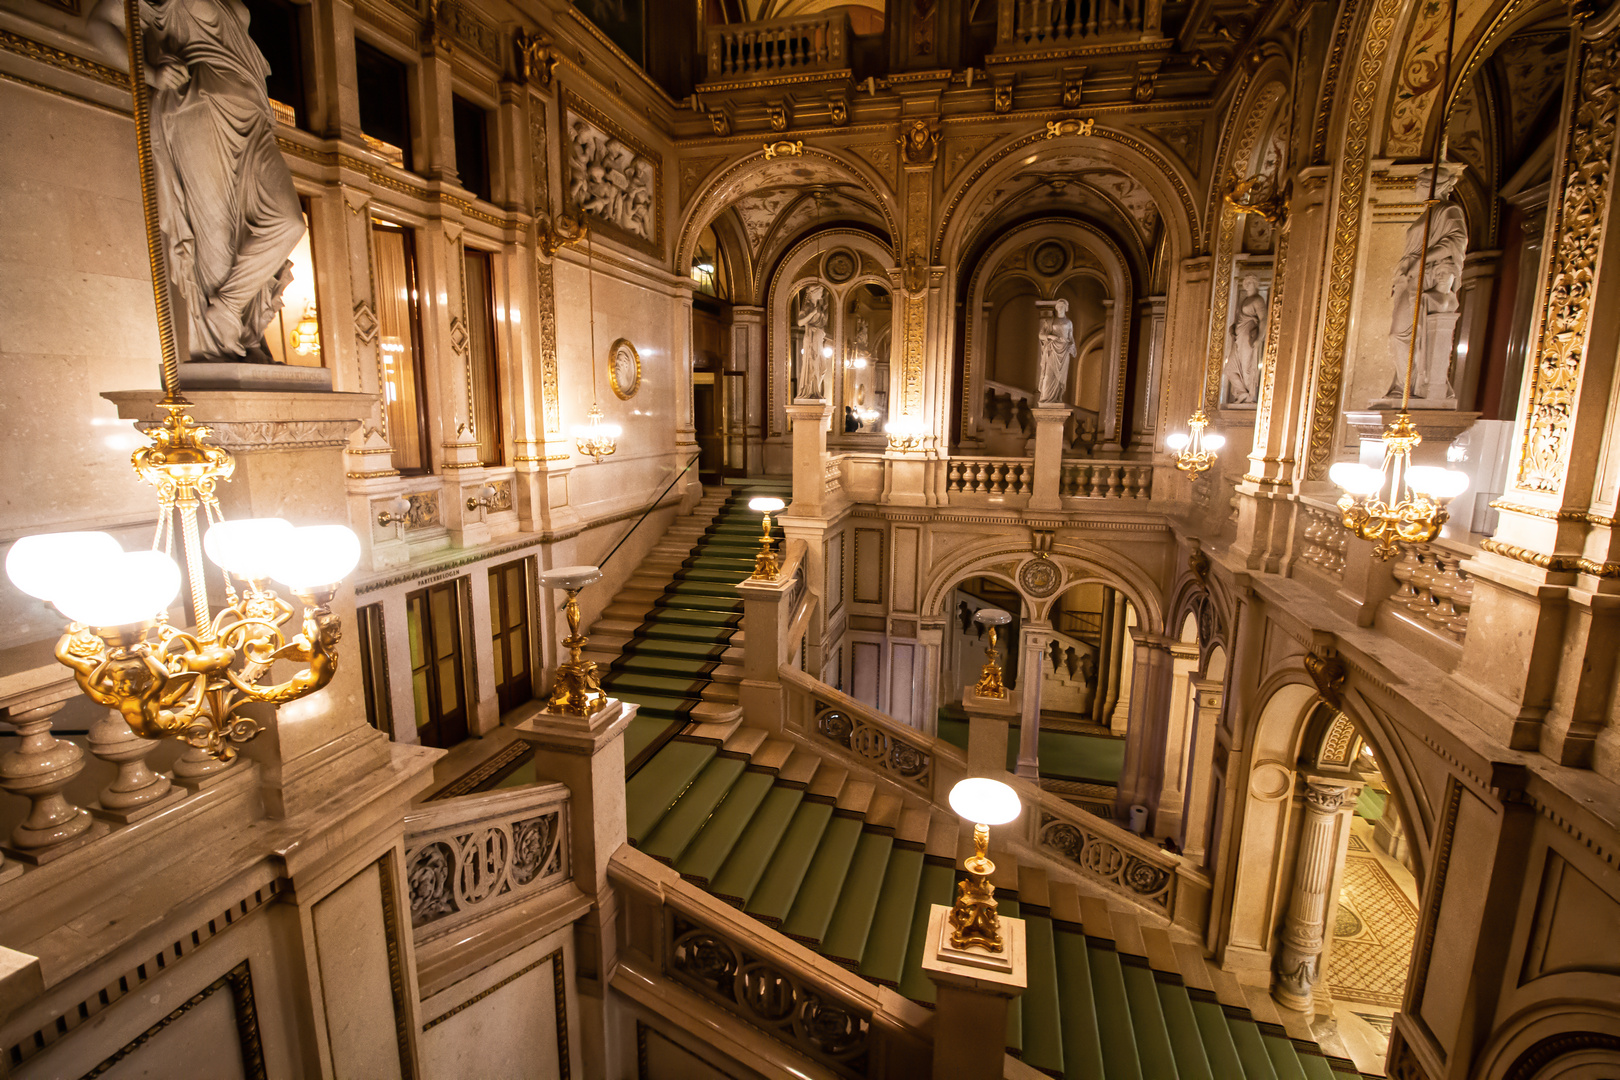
[
  {"xmin": 489, "ymin": 559, "xmax": 532, "ymax": 714},
  {"xmin": 407, "ymin": 580, "xmax": 469, "ymax": 748}
]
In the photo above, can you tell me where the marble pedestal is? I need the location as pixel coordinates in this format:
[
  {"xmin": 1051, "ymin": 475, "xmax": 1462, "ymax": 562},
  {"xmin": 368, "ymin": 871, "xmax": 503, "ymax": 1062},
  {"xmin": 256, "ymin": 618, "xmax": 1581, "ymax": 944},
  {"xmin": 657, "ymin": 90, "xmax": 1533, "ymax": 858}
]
[
  {"xmin": 921, "ymin": 904, "xmax": 1027, "ymax": 1080},
  {"xmin": 960, "ymin": 686, "xmax": 1020, "ymax": 779},
  {"xmin": 1028, "ymin": 405, "xmax": 1071, "ymax": 511}
]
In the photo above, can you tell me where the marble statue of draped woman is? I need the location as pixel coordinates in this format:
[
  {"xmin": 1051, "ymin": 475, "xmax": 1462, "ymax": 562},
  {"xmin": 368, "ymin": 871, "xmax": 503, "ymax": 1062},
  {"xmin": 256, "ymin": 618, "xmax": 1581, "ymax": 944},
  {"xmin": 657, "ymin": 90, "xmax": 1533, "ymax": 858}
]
[{"xmin": 92, "ymin": 0, "xmax": 305, "ymax": 361}]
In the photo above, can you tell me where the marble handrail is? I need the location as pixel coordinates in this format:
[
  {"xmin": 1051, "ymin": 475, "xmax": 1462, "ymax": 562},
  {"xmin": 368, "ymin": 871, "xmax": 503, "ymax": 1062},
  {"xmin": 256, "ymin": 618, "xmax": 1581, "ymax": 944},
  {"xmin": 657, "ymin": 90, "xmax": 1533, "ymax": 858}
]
[
  {"xmin": 610, "ymin": 845, "xmax": 931, "ymax": 1078},
  {"xmin": 780, "ymin": 666, "xmax": 947, "ymax": 799},
  {"xmin": 402, "ymin": 781, "xmax": 572, "ymax": 944},
  {"xmin": 1059, "ymin": 460, "xmax": 1153, "ymax": 498}
]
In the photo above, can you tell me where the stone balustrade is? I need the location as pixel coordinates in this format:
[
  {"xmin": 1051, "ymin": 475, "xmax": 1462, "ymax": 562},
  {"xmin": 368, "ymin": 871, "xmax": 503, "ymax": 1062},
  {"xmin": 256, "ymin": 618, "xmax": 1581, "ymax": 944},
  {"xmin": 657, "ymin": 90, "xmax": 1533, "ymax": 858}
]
[
  {"xmin": 782, "ymin": 667, "xmax": 936, "ymax": 798},
  {"xmin": 704, "ymin": 13, "xmax": 849, "ymax": 82},
  {"xmin": 824, "ymin": 453, "xmax": 845, "ymax": 495},
  {"xmin": 610, "ymin": 846, "xmax": 930, "ymax": 1078},
  {"xmin": 945, "ymin": 455, "xmax": 1035, "ymax": 498},
  {"xmin": 1299, "ymin": 504, "xmax": 1348, "ymax": 577},
  {"xmin": 1060, "ymin": 460, "xmax": 1153, "ymax": 499},
  {"xmin": 993, "ymin": 0, "xmax": 1163, "ymax": 52},
  {"xmin": 1026, "ymin": 784, "xmax": 1182, "ymax": 915},
  {"xmin": 1387, "ymin": 542, "xmax": 1475, "ymax": 644},
  {"xmin": 402, "ymin": 781, "xmax": 572, "ymax": 944}
]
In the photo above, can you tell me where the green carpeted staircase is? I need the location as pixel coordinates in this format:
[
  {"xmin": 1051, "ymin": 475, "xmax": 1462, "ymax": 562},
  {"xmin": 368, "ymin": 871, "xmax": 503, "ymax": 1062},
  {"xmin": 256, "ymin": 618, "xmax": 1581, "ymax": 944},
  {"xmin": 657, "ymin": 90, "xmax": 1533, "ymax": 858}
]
[
  {"xmin": 586, "ymin": 480, "xmax": 791, "ymax": 771},
  {"xmin": 625, "ymin": 728, "xmax": 1373, "ymax": 1080}
]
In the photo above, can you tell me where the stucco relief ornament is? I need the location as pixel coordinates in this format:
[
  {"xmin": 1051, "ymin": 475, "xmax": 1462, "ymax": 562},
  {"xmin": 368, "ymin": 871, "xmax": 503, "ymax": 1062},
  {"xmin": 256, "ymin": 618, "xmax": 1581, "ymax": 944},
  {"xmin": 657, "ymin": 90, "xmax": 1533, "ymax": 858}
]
[
  {"xmin": 898, "ymin": 119, "xmax": 940, "ymax": 164},
  {"xmin": 90, "ymin": 0, "xmax": 305, "ymax": 362},
  {"xmin": 1018, "ymin": 557, "xmax": 1062, "ymax": 598}
]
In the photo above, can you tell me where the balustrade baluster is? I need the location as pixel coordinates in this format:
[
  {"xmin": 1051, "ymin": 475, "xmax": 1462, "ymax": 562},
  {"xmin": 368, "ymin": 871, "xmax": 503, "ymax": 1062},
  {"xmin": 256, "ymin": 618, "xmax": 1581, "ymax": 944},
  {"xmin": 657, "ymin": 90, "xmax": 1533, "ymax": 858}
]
[
  {"xmin": 1090, "ymin": 0, "xmax": 1102, "ymax": 36},
  {"xmin": 973, "ymin": 461, "xmax": 989, "ymax": 493},
  {"xmin": 88, "ymin": 708, "xmax": 179, "ymax": 819},
  {"xmin": 0, "ymin": 701, "xmax": 94, "ymax": 859},
  {"xmin": 1018, "ymin": 0, "xmax": 1035, "ymax": 44}
]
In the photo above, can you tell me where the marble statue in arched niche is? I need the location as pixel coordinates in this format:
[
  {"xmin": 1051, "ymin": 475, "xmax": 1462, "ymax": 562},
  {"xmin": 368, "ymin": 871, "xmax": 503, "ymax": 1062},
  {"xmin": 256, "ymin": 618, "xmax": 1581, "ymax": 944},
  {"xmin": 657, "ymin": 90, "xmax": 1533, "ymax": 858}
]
[
  {"xmin": 90, "ymin": 0, "xmax": 305, "ymax": 363},
  {"xmin": 790, "ymin": 282, "xmax": 832, "ymax": 401}
]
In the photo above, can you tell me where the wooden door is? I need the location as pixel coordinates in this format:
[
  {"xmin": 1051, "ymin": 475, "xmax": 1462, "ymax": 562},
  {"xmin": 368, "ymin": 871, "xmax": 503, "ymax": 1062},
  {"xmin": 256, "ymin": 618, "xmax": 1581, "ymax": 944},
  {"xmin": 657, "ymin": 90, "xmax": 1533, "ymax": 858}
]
[
  {"xmin": 489, "ymin": 559, "xmax": 533, "ymax": 714},
  {"xmin": 407, "ymin": 580, "xmax": 469, "ymax": 748}
]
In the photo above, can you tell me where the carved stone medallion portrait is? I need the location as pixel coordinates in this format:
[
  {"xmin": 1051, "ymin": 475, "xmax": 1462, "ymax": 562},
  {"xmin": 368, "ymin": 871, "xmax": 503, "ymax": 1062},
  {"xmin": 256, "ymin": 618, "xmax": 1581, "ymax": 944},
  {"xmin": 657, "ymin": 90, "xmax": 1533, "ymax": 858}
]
[
  {"xmin": 1019, "ymin": 557, "xmax": 1062, "ymax": 598},
  {"xmin": 609, "ymin": 338, "xmax": 641, "ymax": 400}
]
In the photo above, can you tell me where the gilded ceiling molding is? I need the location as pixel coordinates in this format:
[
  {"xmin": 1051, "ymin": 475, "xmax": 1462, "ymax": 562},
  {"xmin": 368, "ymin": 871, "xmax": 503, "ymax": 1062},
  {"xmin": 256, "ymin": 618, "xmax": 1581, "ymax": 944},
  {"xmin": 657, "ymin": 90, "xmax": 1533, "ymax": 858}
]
[
  {"xmin": 1516, "ymin": 24, "xmax": 1620, "ymax": 494},
  {"xmin": 0, "ymin": 28, "xmax": 126, "ymax": 90},
  {"xmin": 674, "ymin": 146, "xmax": 900, "ymax": 276},
  {"xmin": 1301, "ymin": 0, "xmax": 1404, "ymax": 481},
  {"xmin": 1309, "ymin": 0, "xmax": 1366, "ymax": 163},
  {"xmin": 931, "ymin": 124, "xmax": 1201, "ymax": 265}
]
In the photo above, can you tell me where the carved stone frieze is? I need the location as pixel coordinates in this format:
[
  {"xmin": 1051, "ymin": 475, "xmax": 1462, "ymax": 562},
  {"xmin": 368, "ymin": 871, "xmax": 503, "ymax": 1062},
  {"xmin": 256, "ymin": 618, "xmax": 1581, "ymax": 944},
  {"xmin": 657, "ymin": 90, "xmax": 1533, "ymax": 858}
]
[{"xmin": 170, "ymin": 419, "xmax": 362, "ymax": 452}]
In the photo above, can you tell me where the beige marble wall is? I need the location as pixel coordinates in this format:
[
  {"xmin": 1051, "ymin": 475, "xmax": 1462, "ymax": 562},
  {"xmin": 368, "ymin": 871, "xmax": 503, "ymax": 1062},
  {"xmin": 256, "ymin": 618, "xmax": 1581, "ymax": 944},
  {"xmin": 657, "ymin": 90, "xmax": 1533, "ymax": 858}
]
[{"xmin": 0, "ymin": 81, "xmax": 162, "ymax": 644}]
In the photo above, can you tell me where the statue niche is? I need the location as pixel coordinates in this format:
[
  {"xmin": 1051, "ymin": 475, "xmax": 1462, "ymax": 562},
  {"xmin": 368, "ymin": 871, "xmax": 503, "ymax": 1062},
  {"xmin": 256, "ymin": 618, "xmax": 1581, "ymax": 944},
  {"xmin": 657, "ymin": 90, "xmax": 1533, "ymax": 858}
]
[
  {"xmin": 791, "ymin": 282, "xmax": 832, "ymax": 402},
  {"xmin": 1223, "ymin": 272, "xmax": 1270, "ymax": 406},
  {"xmin": 91, "ymin": 0, "xmax": 306, "ymax": 364},
  {"xmin": 1036, "ymin": 299, "xmax": 1077, "ymax": 404},
  {"xmin": 1380, "ymin": 176, "xmax": 1468, "ymax": 407}
]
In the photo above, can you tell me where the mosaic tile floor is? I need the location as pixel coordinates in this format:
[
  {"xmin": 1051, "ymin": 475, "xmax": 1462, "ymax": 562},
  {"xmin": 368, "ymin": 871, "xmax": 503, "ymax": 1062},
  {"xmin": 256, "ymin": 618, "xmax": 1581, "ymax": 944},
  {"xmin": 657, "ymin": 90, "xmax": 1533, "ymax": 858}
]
[{"xmin": 1328, "ymin": 850, "xmax": 1418, "ymax": 1006}]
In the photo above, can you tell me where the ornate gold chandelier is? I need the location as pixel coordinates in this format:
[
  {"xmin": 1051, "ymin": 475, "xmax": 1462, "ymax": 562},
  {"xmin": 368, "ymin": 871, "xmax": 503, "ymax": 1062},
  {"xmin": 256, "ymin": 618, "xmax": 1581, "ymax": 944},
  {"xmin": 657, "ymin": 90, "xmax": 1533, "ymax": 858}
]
[
  {"xmin": 1329, "ymin": 0, "xmax": 1467, "ymax": 560},
  {"xmin": 572, "ymin": 232, "xmax": 621, "ymax": 464},
  {"xmin": 1, "ymin": 0, "xmax": 361, "ymax": 762},
  {"xmin": 1167, "ymin": 409, "xmax": 1225, "ymax": 475}
]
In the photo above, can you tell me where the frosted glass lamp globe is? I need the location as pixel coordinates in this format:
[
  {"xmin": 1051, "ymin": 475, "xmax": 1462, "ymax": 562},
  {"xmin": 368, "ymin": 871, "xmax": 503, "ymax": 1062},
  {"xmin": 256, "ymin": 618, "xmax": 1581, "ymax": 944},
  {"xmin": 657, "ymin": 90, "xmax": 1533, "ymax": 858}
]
[
  {"xmin": 5, "ymin": 531, "xmax": 122, "ymax": 601},
  {"xmin": 204, "ymin": 518, "xmax": 294, "ymax": 580},
  {"xmin": 949, "ymin": 778, "xmax": 1021, "ymax": 826},
  {"xmin": 271, "ymin": 525, "xmax": 361, "ymax": 592},
  {"xmin": 53, "ymin": 550, "xmax": 181, "ymax": 628},
  {"xmin": 749, "ymin": 497, "xmax": 785, "ymax": 514}
]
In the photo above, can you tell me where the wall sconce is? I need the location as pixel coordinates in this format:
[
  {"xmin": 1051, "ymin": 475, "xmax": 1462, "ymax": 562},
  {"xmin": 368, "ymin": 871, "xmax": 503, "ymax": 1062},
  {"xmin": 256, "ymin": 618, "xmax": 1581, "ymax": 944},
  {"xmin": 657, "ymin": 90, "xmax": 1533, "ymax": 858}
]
[
  {"xmin": 885, "ymin": 416, "xmax": 925, "ymax": 453},
  {"xmin": 466, "ymin": 484, "xmax": 498, "ymax": 513},
  {"xmin": 376, "ymin": 495, "xmax": 411, "ymax": 528},
  {"xmin": 947, "ymin": 778, "xmax": 1022, "ymax": 952},
  {"xmin": 972, "ymin": 608, "xmax": 1011, "ymax": 698},
  {"xmin": 748, "ymin": 497, "xmax": 785, "ymax": 580}
]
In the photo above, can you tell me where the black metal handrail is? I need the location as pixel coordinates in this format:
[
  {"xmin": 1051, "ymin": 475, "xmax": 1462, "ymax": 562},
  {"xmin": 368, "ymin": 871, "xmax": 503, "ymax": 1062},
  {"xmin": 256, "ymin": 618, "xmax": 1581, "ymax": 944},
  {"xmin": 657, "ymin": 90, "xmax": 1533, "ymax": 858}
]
[{"xmin": 598, "ymin": 452, "xmax": 702, "ymax": 572}]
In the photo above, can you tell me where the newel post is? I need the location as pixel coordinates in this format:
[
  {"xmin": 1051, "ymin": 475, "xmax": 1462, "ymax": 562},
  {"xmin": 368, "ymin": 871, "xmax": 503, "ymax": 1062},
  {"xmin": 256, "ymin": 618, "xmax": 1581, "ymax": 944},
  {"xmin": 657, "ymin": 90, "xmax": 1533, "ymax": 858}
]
[{"xmin": 736, "ymin": 548, "xmax": 802, "ymax": 730}]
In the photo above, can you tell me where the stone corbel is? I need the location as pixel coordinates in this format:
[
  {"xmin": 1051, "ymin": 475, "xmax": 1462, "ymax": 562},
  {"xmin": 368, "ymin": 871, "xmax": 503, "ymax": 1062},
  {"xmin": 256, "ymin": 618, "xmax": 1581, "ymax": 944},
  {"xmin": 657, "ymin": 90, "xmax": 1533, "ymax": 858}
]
[{"xmin": 1303, "ymin": 638, "xmax": 1346, "ymax": 710}]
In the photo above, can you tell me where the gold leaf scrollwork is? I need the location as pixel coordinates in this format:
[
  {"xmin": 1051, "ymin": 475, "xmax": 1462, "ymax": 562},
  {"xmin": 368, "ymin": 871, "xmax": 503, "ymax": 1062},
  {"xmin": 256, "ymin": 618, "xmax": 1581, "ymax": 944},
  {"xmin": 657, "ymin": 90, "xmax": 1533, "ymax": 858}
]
[{"xmin": 1517, "ymin": 27, "xmax": 1620, "ymax": 493}]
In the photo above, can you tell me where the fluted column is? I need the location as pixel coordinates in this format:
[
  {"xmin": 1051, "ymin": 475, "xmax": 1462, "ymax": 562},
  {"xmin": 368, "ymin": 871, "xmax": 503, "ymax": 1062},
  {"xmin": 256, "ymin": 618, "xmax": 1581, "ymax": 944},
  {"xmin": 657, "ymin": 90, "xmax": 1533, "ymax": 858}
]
[{"xmin": 1273, "ymin": 778, "xmax": 1355, "ymax": 1012}]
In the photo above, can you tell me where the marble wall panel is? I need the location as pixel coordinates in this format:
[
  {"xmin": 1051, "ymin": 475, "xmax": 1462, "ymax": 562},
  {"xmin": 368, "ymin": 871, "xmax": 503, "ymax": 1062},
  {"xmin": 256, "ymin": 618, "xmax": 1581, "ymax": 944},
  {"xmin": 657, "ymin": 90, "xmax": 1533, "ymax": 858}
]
[
  {"xmin": 419, "ymin": 934, "xmax": 570, "ymax": 1079},
  {"xmin": 0, "ymin": 83, "xmax": 166, "ymax": 644},
  {"xmin": 312, "ymin": 862, "xmax": 406, "ymax": 1080}
]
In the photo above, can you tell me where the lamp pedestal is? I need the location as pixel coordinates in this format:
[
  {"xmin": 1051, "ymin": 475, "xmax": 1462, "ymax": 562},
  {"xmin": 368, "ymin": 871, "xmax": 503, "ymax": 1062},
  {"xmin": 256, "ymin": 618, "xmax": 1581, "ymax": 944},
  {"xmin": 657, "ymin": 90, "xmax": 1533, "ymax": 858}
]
[
  {"xmin": 960, "ymin": 685, "xmax": 1020, "ymax": 779},
  {"xmin": 921, "ymin": 903, "xmax": 1027, "ymax": 1080},
  {"xmin": 512, "ymin": 696, "xmax": 636, "ymax": 1077}
]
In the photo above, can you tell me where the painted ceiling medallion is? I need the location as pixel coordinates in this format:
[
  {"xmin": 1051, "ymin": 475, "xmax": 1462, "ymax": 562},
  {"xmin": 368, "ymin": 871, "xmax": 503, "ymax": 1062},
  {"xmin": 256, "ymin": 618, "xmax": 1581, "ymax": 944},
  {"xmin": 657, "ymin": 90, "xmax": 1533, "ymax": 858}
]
[
  {"xmin": 608, "ymin": 338, "xmax": 641, "ymax": 400},
  {"xmin": 1018, "ymin": 557, "xmax": 1062, "ymax": 598}
]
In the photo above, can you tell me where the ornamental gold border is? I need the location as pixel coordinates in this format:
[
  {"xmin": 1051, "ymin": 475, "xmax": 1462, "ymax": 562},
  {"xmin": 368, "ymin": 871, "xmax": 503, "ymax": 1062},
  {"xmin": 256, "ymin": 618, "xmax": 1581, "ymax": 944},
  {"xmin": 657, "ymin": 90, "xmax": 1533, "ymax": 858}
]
[
  {"xmin": 1515, "ymin": 26, "xmax": 1620, "ymax": 494},
  {"xmin": 675, "ymin": 145, "xmax": 900, "ymax": 275},
  {"xmin": 608, "ymin": 338, "xmax": 641, "ymax": 400},
  {"xmin": 930, "ymin": 124, "xmax": 1200, "ymax": 264},
  {"xmin": 560, "ymin": 88, "xmax": 665, "ymax": 260},
  {"xmin": 1302, "ymin": 0, "xmax": 1404, "ymax": 481}
]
